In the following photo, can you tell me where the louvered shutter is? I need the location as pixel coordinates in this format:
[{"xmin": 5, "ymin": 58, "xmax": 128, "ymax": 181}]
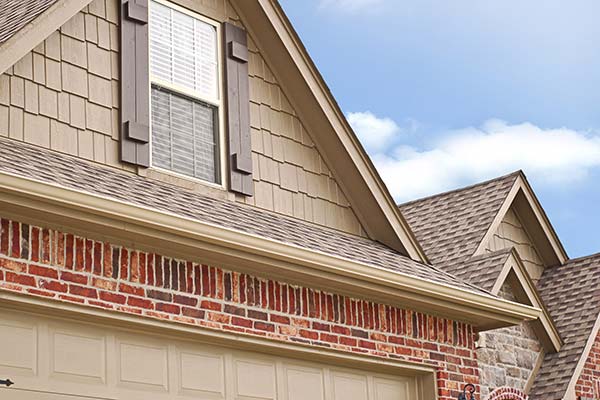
[
  {"xmin": 224, "ymin": 22, "xmax": 253, "ymax": 196},
  {"xmin": 120, "ymin": 0, "xmax": 150, "ymax": 167}
]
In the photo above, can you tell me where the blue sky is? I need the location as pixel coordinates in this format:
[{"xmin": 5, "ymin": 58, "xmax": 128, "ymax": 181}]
[{"xmin": 279, "ymin": 0, "xmax": 600, "ymax": 258}]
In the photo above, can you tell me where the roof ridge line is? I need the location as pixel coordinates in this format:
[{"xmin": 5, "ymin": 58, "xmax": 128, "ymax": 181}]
[
  {"xmin": 398, "ymin": 170, "xmax": 522, "ymax": 208},
  {"xmin": 566, "ymin": 251, "xmax": 600, "ymax": 264}
]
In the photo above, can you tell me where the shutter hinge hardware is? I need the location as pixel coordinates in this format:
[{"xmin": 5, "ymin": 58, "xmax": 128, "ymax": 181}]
[
  {"xmin": 457, "ymin": 383, "xmax": 475, "ymax": 400},
  {"xmin": 0, "ymin": 379, "xmax": 13, "ymax": 387}
]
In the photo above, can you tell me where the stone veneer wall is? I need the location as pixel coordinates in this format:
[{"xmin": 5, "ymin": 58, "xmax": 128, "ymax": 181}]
[
  {"xmin": 476, "ymin": 283, "xmax": 542, "ymax": 398},
  {"xmin": 576, "ymin": 328, "xmax": 600, "ymax": 399},
  {"xmin": 0, "ymin": 215, "xmax": 480, "ymax": 400}
]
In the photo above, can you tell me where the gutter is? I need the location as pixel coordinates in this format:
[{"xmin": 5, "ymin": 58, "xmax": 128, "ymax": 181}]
[{"xmin": 0, "ymin": 171, "xmax": 540, "ymax": 330}]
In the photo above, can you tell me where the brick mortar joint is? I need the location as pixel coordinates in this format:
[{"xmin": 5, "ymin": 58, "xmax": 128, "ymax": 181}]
[
  {"xmin": 0, "ymin": 279, "xmax": 480, "ymax": 374},
  {"xmin": 3, "ymin": 219, "xmax": 472, "ymax": 340},
  {"xmin": 1, "ymin": 217, "xmax": 482, "ymax": 395},
  {"xmin": 0, "ymin": 255, "xmax": 476, "ymax": 354},
  {"xmin": 0, "ymin": 250, "xmax": 476, "ymax": 350}
]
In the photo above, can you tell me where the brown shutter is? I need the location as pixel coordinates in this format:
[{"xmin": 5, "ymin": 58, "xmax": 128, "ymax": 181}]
[
  {"xmin": 120, "ymin": 0, "xmax": 150, "ymax": 167},
  {"xmin": 224, "ymin": 22, "xmax": 253, "ymax": 196}
]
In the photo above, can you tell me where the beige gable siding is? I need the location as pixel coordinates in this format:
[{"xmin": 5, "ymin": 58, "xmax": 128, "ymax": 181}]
[
  {"xmin": 0, "ymin": 0, "xmax": 366, "ymax": 237},
  {"xmin": 243, "ymin": 41, "xmax": 364, "ymax": 236},
  {"xmin": 477, "ymin": 282, "xmax": 544, "ymax": 398},
  {"xmin": 0, "ymin": 0, "xmax": 126, "ymax": 171},
  {"xmin": 485, "ymin": 208, "xmax": 545, "ymax": 281},
  {"xmin": 232, "ymin": 11, "xmax": 364, "ymax": 236}
]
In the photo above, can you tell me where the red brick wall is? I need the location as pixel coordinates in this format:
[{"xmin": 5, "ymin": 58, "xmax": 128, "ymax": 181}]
[
  {"xmin": 0, "ymin": 216, "xmax": 480, "ymax": 399},
  {"xmin": 485, "ymin": 387, "xmax": 528, "ymax": 400},
  {"xmin": 576, "ymin": 329, "xmax": 600, "ymax": 399}
]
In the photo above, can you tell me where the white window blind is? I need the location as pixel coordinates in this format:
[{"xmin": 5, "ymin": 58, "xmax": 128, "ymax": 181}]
[
  {"xmin": 151, "ymin": 86, "xmax": 219, "ymax": 182},
  {"xmin": 149, "ymin": 0, "xmax": 221, "ymax": 184},
  {"xmin": 150, "ymin": 1, "xmax": 218, "ymax": 101}
]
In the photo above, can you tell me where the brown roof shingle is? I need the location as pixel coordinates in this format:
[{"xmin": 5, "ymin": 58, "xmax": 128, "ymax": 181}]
[
  {"xmin": 0, "ymin": 138, "xmax": 488, "ymax": 295},
  {"xmin": 529, "ymin": 254, "xmax": 600, "ymax": 399},
  {"xmin": 399, "ymin": 172, "xmax": 519, "ymax": 272},
  {"xmin": 455, "ymin": 248, "xmax": 513, "ymax": 293},
  {"xmin": 0, "ymin": 0, "xmax": 59, "ymax": 44}
]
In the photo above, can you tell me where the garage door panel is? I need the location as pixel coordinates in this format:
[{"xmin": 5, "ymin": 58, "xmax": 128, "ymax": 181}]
[
  {"xmin": 282, "ymin": 364, "xmax": 325, "ymax": 400},
  {"xmin": 331, "ymin": 371, "xmax": 369, "ymax": 400},
  {"xmin": 0, "ymin": 310, "xmax": 421, "ymax": 400},
  {"xmin": 0, "ymin": 320, "xmax": 37, "ymax": 376},
  {"xmin": 373, "ymin": 377, "xmax": 412, "ymax": 400},
  {"xmin": 233, "ymin": 358, "xmax": 277, "ymax": 400},
  {"xmin": 50, "ymin": 330, "xmax": 106, "ymax": 384},
  {"xmin": 177, "ymin": 349, "xmax": 225, "ymax": 398},
  {"xmin": 117, "ymin": 341, "xmax": 169, "ymax": 392}
]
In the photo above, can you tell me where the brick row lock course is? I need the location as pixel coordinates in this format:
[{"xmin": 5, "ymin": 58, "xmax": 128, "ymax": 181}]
[{"xmin": 0, "ymin": 217, "xmax": 481, "ymax": 399}]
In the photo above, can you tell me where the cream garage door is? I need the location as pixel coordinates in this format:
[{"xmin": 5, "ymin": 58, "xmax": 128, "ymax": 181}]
[{"xmin": 0, "ymin": 309, "xmax": 419, "ymax": 400}]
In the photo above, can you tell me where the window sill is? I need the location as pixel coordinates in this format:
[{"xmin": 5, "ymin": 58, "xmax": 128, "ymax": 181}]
[{"xmin": 139, "ymin": 167, "xmax": 234, "ymax": 202}]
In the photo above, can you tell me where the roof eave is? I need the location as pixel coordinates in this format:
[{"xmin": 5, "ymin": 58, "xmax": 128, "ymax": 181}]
[
  {"xmin": 0, "ymin": 0, "xmax": 93, "ymax": 74},
  {"xmin": 490, "ymin": 249, "xmax": 563, "ymax": 353},
  {"xmin": 0, "ymin": 170, "xmax": 539, "ymax": 330},
  {"xmin": 231, "ymin": 0, "xmax": 428, "ymax": 263}
]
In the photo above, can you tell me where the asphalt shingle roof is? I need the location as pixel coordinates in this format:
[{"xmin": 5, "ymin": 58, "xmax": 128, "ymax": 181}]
[
  {"xmin": 529, "ymin": 254, "xmax": 600, "ymax": 399},
  {"xmin": 0, "ymin": 138, "xmax": 489, "ymax": 295},
  {"xmin": 0, "ymin": 0, "xmax": 59, "ymax": 44},
  {"xmin": 399, "ymin": 172, "xmax": 519, "ymax": 272},
  {"xmin": 454, "ymin": 248, "xmax": 513, "ymax": 293}
]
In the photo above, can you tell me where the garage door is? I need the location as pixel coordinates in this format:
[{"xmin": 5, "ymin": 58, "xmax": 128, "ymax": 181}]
[{"xmin": 0, "ymin": 309, "xmax": 419, "ymax": 400}]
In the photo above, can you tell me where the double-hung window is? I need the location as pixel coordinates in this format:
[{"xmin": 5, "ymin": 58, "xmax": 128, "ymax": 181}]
[{"xmin": 149, "ymin": 0, "xmax": 222, "ymax": 185}]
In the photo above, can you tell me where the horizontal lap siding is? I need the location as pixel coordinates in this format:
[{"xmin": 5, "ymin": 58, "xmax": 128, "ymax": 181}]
[{"xmin": 0, "ymin": 216, "xmax": 479, "ymax": 399}]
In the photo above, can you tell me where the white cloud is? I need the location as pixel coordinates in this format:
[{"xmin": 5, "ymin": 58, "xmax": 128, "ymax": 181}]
[
  {"xmin": 347, "ymin": 111, "xmax": 400, "ymax": 152},
  {"xmin": 319, "ymin": 0, "xmax": 385, "ymax": 13},
  {"xmin": 363, "ymin": 118, "xmax": 600, "ymax": 202}
]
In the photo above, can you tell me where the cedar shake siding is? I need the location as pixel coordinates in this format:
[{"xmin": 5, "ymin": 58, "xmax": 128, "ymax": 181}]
[
  {"xmin": 0, "ymin": 2, "xmax": 123, "ymax": 168},
  {"xmin": 0, "ymin": 0, "xmax": 366, "ymax": 237},
  {"xmin": 484, "ymin": 208, "xmax": 545, "ymax": 282}
]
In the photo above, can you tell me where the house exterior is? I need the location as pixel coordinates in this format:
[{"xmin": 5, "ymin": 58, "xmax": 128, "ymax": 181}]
[
  {"xmin": 0, "ymin": 1, "xmax": 596, "ymax": 400},
  {"xmin": 400, "ymin": 172, "xmax": 600, "ymax": 399}
]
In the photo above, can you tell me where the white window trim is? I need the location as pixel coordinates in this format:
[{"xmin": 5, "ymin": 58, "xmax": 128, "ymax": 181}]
[{"xmin": 148, "ymin": 0, "xmax": 227, "ymax": 190}]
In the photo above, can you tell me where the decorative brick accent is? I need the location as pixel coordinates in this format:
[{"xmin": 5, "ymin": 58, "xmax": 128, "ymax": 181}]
[
  {"xmin": 485, "ymin": 387, "xmax": 528, "ymax": 400},
  {"xmin": 0, "ymin": 217, "xmax": 480, "ymax": 399},
  {"xmin": 576, "ymin": 329, "xmax": 600, "ymax": 399}
]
